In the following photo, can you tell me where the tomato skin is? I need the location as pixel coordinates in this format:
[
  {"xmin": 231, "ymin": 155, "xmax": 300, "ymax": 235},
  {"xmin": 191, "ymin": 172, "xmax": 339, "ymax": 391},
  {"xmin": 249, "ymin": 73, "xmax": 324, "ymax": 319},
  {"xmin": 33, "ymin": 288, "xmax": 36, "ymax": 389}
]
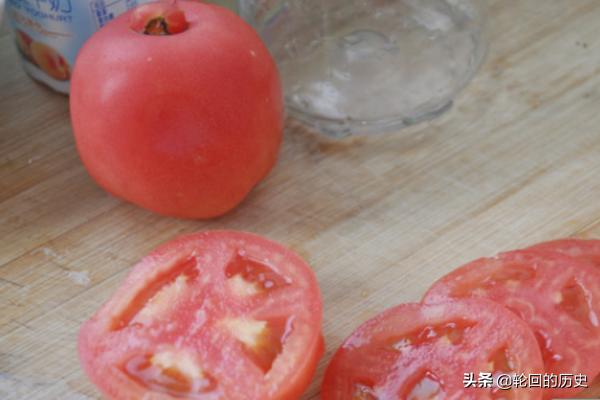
[
  {"xmin": 79, "ymin": 231, "xmax": 323, "ymax": 400},
  {"xmin": 70, "ymin": 1, "xmax": 283, "ymax": 219},
  {"xmin": 321, "ymin": 299, "xmax": 543, "ymax": 400}
]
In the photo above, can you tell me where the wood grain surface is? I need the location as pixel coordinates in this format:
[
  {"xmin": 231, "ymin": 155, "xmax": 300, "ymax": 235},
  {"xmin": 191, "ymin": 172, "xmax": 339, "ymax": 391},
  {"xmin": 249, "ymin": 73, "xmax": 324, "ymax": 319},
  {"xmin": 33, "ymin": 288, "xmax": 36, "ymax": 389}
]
[{"xmin": 2, "ymin": 0, "xmax": 600, "ymax": 398}]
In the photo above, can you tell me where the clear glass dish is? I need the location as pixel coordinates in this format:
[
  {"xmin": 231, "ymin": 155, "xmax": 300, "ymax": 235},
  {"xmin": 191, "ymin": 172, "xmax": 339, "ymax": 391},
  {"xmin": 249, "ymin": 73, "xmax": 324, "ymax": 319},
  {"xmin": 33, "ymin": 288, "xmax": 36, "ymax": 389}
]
[{"xmin": 239, "ymin": 0, "xmax": 488, "ymax": 137}]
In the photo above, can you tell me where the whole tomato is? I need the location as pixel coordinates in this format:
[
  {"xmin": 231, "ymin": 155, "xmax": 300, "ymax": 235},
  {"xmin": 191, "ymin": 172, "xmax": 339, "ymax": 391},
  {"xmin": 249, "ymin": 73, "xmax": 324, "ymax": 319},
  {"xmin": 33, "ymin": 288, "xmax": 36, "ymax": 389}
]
[{"xmin": 70, "ymin": 1, "xmax": 283, "ymax": 219}]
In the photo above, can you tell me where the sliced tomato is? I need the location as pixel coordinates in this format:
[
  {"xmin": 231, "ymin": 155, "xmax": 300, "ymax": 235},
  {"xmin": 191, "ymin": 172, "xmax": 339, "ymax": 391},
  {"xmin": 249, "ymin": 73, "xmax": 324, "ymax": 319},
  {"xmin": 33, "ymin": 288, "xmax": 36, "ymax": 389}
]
[
  {"xmin": 321, "ymin": 299, "xmax": 543, "ymax": 400},
  {"xmin": 79, "ymin": 231, "xmax": 323, "ymax": 400},
  {"xmin": 424, "ymin": 249, "xmax": 600, "ymax": 399},
  {"xmin": 529, "ymin": 238, "xmax": 600, "ymax": 268}
]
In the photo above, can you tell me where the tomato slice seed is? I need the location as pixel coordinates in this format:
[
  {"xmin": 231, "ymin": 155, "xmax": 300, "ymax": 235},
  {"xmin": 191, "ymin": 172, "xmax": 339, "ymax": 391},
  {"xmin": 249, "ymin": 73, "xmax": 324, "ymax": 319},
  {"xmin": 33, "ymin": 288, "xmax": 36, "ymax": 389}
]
[
  {"xmin": 487, "ymin": 346, "xmax": 515, "ymax": 374},
  {"xmin": 533, "ymin": 329, "xmax": 563, "ymax": 369},
  {"xmin": 450, "ymin": 262, "xmax": 537, "ymax": 298},
  {"xmin": 488, "ymin": 349, "xmax": 518, "ymax": 400},
  {"xmin": 353, "ymin": 383, "xmax": 377, "ymax": 400},
  {"xmin": 558, "ymin": 279, "xmax": 599, "ymax": 329},
  {"xmin": 492, "ymin": 390, "xmax": 513, "ymax": 400},
  {"xmin": 222, "ymin": 316, "xmax": 293, "ymax": 373},
  {"xmin": 225, "ymin": 253, "xmax": 289, "ymax": 294},
  {"xmin": 124, "ymin": 352, "xmax": 217, "ymax": 397},
  {"xmin": 112, "ymin": 257, "xmax": 199, "ymax": 330},
  {"xmin": 389, "ymin": 319, "xmax": 474, "ymax": 350},
  {"xmin": 403, "ymin": 371, "xmax": 444, "ymax": 400}
]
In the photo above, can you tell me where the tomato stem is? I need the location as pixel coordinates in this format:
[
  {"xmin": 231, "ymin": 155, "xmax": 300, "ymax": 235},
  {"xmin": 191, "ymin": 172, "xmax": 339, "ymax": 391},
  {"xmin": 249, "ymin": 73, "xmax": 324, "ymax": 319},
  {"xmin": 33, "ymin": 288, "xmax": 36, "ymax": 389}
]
[
  {"xmin": 145, "ymin": 17, "xmax": 170, "ymax": 35},
  {"xmin": 131, "ymin": 2, "xmax": 189, "ymax": 36}
]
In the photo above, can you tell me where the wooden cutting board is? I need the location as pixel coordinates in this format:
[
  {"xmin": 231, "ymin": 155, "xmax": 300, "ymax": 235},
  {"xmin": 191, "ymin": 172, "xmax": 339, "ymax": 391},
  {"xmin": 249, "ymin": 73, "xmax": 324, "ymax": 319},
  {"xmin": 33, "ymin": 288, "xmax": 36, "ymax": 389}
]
[{"xmin": 2, "ymin": 0, "xmax": 600, "ymax": 398}]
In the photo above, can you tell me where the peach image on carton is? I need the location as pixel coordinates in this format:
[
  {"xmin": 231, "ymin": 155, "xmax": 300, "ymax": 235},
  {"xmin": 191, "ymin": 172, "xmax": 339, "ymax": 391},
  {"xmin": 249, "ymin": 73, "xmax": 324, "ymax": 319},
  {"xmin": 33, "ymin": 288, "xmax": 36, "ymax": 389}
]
[
  {"xmin": 30, "ymin": 41, "xmax": 70, "ymax": 81},
  {"xmin": 15, "ymin": 29, "xmax": 34, "ymax": 63}
]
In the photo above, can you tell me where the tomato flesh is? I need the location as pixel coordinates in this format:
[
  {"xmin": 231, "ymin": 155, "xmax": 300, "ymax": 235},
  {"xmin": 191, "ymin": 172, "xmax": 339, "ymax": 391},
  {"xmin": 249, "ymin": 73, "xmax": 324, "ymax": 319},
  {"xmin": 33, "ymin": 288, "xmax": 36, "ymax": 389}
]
[
  {"xmin": 424, "ymin": 249, "xmax": 600, "ymax": 399},
  {"xmin": 321, "ymin": 299, "xmax": 544, "ymax": 400},
  {"xmin": 529, "ymin": 238, "xmax": 600, "ymax": 269},
  {"xmin": 79, "ymin": 231, "xmax": 323, "ymax": 399}
]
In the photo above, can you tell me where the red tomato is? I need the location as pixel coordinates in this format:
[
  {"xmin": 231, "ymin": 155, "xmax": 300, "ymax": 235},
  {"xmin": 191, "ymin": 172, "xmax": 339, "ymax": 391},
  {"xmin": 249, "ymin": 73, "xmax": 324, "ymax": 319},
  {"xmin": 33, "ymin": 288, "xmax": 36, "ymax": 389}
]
[
  {"xmin": 70, "ymin": 1, "xmax": 283, "ymax": 219},
  {"xmin": 79, "ymin": 231, "xmax": 323, "ymax": 399},
  {"xmin": 321, "ymin": 299, "xmax": 543, "ymax": 400},
  {"xmin": 529, "ymin": 238, "xmax": 600, "ymax": 269},
  {"xmin": 424, "ymin": 249, "xmax": 600, "ymax": 399}
]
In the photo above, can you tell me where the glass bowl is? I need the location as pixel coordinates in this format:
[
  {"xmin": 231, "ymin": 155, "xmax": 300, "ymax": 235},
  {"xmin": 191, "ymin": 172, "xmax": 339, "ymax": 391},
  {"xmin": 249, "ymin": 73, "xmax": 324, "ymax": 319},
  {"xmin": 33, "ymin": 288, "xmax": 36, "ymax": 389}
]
[{"xmin": 239, "ymin": 0, "xmax": 488, "ymax": 137}]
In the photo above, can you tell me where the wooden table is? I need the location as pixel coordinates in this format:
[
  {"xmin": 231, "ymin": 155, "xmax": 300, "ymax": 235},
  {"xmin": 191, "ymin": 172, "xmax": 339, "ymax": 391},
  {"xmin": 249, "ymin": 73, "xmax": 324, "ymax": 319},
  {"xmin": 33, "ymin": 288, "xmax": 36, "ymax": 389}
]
[{"xmin": 2, "ymin": 1, "xmax": 600, "ymax": 398}]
